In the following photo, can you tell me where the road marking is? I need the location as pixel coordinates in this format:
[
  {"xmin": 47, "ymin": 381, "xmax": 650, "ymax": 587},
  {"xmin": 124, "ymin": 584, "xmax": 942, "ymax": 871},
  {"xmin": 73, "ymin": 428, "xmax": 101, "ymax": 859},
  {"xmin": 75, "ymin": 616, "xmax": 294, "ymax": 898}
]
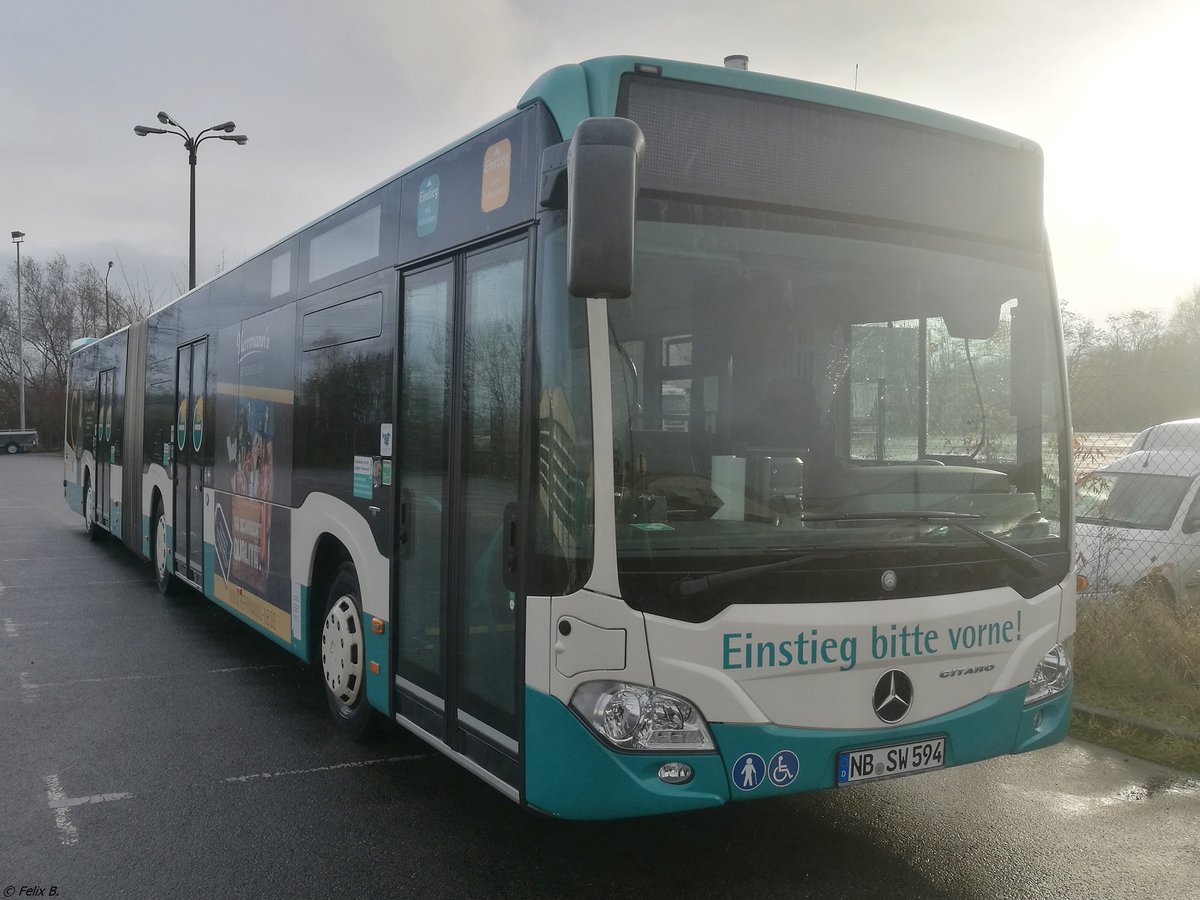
[
  {"xmin": 21, "ymin": 663, "xmax": 294, "ymax": 693},
  {"xmin": 42, "ymin": 755, "xmax": 429, "ymax": 845},
  {"xmin": 0, "ymin": 577, "xmax": 151, "ymax": 590},
  {"xmin": 43, "ymin": 774, "xmax": 135, "ymax": 845},
  {"xmin": 221, "ymin": 754, "xmax": 430, "ymax": 783},
  {"xmin": 4, "ymin": 618, "xmax": 50, "ymax": 636},
  {"xmin": 19, "ymin": 671, "xmax": 39, "ymax": 704},
  {"xmin": 2, "ymin": 556, "xmax": 104, "ymax": 562},
  {"xmin": 47, "ymin": 791, "xmax": 135, "ymax": 809}
]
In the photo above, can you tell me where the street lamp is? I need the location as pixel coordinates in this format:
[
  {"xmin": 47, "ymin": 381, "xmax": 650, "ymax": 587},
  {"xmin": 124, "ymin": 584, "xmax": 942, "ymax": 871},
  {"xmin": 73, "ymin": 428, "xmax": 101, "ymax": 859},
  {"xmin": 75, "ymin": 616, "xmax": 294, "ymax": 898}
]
[
  {"xmin": 10, "ymin": 230, "xmax": 25, "ymax": 431},
  {"xmin": 132, "ymin": 112, "xmax": 248, "ymax": 290},
  {"xmin": 104, "ymin": 260, "xmax": 113, "ymax": 333}
]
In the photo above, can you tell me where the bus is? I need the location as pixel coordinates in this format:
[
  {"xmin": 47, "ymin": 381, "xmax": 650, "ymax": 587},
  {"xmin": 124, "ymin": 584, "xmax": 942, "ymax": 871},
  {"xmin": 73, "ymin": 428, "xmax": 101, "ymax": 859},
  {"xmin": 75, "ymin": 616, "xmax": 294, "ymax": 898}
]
[{"xmin": 63, "ymin": 55, "xmax": 1075, "ymax": 819}]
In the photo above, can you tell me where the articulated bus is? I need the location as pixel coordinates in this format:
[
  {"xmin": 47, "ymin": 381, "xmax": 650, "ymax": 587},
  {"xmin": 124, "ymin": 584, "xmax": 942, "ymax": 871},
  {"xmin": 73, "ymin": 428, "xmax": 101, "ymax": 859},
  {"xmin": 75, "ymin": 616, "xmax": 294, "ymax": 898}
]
[{"xmin": 64, "ymin": 55, "xmax": 1075, "ymax": 819}]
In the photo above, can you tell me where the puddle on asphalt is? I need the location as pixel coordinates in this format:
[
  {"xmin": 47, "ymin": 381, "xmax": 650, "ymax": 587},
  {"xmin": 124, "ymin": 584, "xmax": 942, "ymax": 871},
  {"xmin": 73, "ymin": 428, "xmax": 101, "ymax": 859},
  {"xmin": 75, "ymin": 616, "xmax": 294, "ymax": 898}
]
[{"xmin": 1003, "ymin": 777, "xmax": 1200, "ymax": 814}]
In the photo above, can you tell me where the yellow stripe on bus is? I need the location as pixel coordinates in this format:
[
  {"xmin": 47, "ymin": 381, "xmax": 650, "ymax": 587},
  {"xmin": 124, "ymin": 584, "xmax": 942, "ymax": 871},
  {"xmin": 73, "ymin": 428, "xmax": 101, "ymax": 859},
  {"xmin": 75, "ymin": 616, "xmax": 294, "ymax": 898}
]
[
  {"xmin": 216, "ymin": 382, "xmax": 295, "ymax": 405},
  {"xmin": 213, "ymin": 574, "xmax": 292, "ymax": 641}
]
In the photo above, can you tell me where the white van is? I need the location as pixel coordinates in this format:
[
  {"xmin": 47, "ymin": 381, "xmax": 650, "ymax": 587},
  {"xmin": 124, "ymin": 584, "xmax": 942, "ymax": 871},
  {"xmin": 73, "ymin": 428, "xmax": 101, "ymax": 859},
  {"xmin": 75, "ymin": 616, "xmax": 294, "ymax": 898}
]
[{"xmin": 1075, "ymin": 449, "xmax": 1200, "ymax": 606}]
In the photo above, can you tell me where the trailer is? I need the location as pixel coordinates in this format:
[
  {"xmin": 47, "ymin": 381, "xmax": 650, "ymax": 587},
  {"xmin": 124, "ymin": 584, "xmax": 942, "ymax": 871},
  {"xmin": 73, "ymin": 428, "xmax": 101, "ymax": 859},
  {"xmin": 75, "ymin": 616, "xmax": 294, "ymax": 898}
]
[{"xmin": 0, "ymin": 429, "xmax": 39, "ymax": 454}]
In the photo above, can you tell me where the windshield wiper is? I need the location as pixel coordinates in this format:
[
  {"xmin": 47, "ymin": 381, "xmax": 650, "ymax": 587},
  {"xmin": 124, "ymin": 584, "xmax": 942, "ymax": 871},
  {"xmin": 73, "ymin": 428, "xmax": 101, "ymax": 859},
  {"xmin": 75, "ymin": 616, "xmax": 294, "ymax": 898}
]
[
  {"xmin": 800, "ymin": 510, "xmax": 1049, "ymax": 577},
  {"xmin": 1077, "ymin": 516, "xmax": 1140, "ymax": 528},
  {"xmin": 671, "ymin": 549, "xmax": 854, "ymax": 598}
]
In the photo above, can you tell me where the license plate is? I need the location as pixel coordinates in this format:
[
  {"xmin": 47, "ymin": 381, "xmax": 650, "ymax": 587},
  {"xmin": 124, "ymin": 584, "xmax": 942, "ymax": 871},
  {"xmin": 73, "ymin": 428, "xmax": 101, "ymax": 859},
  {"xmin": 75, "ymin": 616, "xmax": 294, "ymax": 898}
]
[{"xmin": 836, "ymin": 737, "xmax": 945, "ymax": 785}]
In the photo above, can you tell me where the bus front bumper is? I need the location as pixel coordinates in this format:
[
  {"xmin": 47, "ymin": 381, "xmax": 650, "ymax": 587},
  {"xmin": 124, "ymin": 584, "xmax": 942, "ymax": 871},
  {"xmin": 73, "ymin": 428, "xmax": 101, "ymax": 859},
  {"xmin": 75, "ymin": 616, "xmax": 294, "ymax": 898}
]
[{"xmin": 523, "ymin": 682, "xmax": 1071, "ymax": 820}]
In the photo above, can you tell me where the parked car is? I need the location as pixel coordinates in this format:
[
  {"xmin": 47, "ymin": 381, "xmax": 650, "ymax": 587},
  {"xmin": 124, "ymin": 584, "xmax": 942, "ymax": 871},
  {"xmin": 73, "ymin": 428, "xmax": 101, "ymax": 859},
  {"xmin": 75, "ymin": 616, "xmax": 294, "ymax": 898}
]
[
  {"xmin": 1127, "ymin": 418, "xmax": 1200, "ymax": 453},
  {"xmin": 0, "ymin": 429, "xmax": 38, "ymax": 454},
  {"xmin": 1075, "ymin": 449, "xmax": 1200, "ymax": 606}
]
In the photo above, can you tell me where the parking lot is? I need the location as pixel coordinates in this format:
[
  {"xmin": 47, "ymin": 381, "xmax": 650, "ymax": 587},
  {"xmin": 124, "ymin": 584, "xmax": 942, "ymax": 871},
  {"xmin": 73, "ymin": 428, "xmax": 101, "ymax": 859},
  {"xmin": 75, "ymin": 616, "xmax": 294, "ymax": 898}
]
[{"xmin": 2, "ymin": 452, "xmax": 1199, "ymax": 899}]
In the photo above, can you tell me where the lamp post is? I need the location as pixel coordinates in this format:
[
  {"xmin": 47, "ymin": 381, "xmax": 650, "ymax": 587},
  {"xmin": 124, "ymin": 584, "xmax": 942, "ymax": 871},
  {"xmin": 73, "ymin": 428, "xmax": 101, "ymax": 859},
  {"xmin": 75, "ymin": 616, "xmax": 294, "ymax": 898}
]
[
  {"xmin": 132, "ymin": 112, "xmax": 248, "ymax": 290},
  {"xmin": 104, "ymin": 260, "xmax": 113, "ymax": 333},
  {"xmin": 10, "ymin": 231, "xmax": 25, "ymax": 431}
]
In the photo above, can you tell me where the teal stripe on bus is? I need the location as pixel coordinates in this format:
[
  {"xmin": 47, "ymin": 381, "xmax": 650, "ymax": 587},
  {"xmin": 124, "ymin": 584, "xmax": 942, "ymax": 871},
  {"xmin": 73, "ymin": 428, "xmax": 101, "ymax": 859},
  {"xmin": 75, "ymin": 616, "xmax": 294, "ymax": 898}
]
[
  {"xmin": 523, "ymin": 683, "xmax": 1071, "ymax": 819},
  {"xmin": 65, "ymin": 482, "xmax": 83, "ymax": 516}
]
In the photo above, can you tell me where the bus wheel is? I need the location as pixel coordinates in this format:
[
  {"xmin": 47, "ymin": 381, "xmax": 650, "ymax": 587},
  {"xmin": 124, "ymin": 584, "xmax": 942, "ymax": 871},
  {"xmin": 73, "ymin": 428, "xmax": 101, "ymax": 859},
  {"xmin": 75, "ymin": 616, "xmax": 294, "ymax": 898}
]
[
  {"xmin": 5, "ymin": 442, "xmax": 17, "ymax": 454},
  {"xmin": 84, "ymin": 475, "xmax": 101, "ymax": 542},
  {"xmin": 153, "ymin": 501, "xmax": 174, "ymax": 595},
  {"xmin": 321, "ymin": 563, "xmax": 374, "ymax": 740}
]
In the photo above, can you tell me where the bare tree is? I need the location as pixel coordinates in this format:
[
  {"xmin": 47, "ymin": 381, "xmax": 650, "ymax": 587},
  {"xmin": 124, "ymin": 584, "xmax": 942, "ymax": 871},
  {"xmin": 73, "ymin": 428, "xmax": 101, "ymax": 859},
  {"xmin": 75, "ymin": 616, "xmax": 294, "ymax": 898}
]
[
  {"xmin": 1059, "ymin": 299, "xmax": 1101, "ymax": 379},
  {"xmin": 0, "ymin": 252, "xmax": 159, "ymax": 441},
  {"xmin": 1168, "ymin": 282, "xmax": 1200, "ymax": 345}
]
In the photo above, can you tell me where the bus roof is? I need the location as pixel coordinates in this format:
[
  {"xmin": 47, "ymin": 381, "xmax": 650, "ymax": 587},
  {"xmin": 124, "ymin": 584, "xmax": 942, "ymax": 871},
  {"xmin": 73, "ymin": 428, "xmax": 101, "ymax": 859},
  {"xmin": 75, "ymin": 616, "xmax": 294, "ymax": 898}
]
[
  {"xmin": 146, "ymin": 54, "xmax": 1041, "ymax": 321},
  {"xmin": 519, "ymin": 55, "xmax": 1040, "ymax": 155}
]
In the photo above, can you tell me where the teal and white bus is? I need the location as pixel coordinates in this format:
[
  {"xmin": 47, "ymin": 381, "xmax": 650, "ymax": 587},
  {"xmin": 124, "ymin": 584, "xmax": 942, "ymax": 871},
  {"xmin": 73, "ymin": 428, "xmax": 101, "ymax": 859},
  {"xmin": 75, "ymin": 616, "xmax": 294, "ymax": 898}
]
[{"xmin": 64, "ymin": 55, "xmax": 1075, "ymax": 819}]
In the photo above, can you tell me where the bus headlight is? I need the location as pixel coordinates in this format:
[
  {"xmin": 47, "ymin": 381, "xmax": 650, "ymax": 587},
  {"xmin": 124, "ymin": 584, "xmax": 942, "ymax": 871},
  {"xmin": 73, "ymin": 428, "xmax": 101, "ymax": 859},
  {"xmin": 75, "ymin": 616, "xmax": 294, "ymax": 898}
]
[
  {"xmin": 569, "ymin": 681, "xmax": 715, "ymax": 752},
  {"xmin": 1024, "ymin": 641, "xmax": 1073, "ymax": 706}
]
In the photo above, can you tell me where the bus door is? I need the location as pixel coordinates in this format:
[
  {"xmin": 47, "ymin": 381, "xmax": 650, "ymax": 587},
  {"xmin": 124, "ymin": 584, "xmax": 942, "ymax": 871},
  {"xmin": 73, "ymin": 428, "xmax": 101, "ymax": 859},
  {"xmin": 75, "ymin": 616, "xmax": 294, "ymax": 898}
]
[
  {"xmin": 94, "ymin": 368, "xmax": 115, "ymax": 528},
  {"xmin": 394, "ymin": 239, "xmax": 527, "ymax": 786},
  {"xmin": 173, "ymin": 339, "xmax": 209, "ymax": 585}
]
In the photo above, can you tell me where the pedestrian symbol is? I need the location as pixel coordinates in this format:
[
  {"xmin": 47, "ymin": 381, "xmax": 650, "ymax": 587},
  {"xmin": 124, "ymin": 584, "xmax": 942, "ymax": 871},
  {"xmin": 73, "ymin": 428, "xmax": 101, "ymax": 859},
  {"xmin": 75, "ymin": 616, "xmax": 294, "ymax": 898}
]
[
  {"xmin": 732, "ymin": 752, "xmax": 766, "ymax": 792},
  {"xmin": 768, "ymin": 750, "xmax": 799, "ymax": 788}
]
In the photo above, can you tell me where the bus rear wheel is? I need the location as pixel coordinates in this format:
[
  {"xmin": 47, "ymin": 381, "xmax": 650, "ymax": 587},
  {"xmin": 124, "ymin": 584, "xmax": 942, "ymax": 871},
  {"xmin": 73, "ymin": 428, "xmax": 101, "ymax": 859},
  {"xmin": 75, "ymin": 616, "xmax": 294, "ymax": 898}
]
[
  {"xmin": 321, "ymin": 563, "xmax": 374, "ymax": 740},
  {"xmin": 84, "ymin": 475, "xmax": 101, "ymax": 542},
  {"xmin": 153, "ymin": 501, "xmax": 174, "ymax": 595}
]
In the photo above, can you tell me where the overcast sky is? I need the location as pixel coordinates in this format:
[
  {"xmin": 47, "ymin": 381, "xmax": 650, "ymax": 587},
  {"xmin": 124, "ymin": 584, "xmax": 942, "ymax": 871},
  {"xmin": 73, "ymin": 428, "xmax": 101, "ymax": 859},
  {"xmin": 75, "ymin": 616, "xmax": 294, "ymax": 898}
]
[{"xmin": 2, "ymin": 0, "xmax": 1197, "ymax": 321}]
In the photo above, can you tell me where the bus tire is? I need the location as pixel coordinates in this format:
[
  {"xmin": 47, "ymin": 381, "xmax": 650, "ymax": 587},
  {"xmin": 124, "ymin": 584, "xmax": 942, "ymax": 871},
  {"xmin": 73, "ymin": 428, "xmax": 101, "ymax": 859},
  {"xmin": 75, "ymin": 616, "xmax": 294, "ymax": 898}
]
[
  {"xmin": 84, "ymin": 473, "xmax": 102, "ymax": 542},
  {"xmin": 321, "ymin": 562, "xmax": 374, "ymax": 740},
  {"xmin": 153, "ymin": 499, "xmax": 175, "ymax": 595},
  {"xmin": 5, "ymin": 442, "xmax": 17, "ymax": 454}
]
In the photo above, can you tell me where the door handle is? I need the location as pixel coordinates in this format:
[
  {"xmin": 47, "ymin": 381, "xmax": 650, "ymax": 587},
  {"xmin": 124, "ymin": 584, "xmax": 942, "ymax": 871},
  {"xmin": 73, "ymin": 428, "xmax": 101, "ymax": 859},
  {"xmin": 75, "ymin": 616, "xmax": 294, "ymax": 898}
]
[
  {"xmin": 398, "ymin": 488, "xmax": 412, "ymax": 559},
  {"xmin": 502, "ymin": 502, "xmax": 520, "ymax": 592}
]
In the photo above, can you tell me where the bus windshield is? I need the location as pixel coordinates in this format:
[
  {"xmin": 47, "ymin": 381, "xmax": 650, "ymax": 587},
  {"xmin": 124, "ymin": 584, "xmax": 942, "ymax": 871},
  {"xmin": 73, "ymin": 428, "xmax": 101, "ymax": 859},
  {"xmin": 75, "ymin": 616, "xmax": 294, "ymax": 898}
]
[{"xmin": 607, "ymin": 211, "xmax": 1068, "ymax": 607}]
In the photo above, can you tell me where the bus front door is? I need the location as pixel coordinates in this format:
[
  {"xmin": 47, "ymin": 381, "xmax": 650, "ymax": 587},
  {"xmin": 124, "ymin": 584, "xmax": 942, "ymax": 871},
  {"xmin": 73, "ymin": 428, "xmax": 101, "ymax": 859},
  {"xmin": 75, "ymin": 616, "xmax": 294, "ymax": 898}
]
[
  {"xmin": 395, "ymin": 239, "xmax": 527, "ymax": 788},
  {"xmin": 173, "ymin": 339, "xmax": 208, "ymax": 585},
  {"xmin": 94, "ymin": 368, "xmax": 114, "ymax": 529}
]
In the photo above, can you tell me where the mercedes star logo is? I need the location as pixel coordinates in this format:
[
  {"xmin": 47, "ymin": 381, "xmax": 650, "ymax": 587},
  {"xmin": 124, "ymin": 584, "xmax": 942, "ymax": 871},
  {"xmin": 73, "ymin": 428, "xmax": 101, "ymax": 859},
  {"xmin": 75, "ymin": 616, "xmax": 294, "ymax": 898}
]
[{"xmin": 872, "ymin": 669, "xmax": 914, "ymax": 724}]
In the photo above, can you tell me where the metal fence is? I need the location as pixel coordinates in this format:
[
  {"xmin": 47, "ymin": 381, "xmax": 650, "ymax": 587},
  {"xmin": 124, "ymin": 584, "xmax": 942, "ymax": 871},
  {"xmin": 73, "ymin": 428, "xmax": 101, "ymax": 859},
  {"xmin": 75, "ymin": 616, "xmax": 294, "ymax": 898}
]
[{"xmin": 1070, "ymin": 418, "xmax": 1200, "ymax": 743}]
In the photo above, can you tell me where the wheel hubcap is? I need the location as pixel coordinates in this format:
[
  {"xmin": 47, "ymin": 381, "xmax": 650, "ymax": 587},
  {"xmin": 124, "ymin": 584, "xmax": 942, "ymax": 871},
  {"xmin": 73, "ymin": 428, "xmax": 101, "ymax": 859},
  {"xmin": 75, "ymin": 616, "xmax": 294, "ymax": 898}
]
[
  {"xmin": 322, "ymin": 595, "xmax": 364, "ymax": 710},
  {"xmin": 156, "ymin": 515, "xmax": 169, "ymax": 580}
]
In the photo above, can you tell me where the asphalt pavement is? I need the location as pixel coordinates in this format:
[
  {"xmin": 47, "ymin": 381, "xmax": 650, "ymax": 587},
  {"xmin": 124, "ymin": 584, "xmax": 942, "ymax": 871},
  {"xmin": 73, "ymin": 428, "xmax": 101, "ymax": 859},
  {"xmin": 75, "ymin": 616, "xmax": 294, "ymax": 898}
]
[{"xmin": 2, "ymin": 452, "xmax": 1198, "ymax": 899}]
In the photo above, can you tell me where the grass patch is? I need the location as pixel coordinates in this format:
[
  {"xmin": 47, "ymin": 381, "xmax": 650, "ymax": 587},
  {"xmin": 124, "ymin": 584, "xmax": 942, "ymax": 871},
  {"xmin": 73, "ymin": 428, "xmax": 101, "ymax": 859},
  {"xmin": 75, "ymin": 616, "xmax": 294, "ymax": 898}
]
[
  {"xmin": 1070, "ymin": 589, "xmax": 1200, "ymax": 770},
  {"xmin": 1070, "ymin": 711, "xmax": 1200, "ymax": 772}
]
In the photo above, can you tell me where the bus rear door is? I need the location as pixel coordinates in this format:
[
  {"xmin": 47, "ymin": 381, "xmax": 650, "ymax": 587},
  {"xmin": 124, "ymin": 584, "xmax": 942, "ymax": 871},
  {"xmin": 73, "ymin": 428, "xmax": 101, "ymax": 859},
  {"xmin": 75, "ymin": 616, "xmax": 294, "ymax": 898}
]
[
  {"xmin": 95, "ymin": 368, "xmax": 115, "ymax": 529},
  {"xmin": 173, "ymin": 339, "xmax": 209, "ymax": 585}
]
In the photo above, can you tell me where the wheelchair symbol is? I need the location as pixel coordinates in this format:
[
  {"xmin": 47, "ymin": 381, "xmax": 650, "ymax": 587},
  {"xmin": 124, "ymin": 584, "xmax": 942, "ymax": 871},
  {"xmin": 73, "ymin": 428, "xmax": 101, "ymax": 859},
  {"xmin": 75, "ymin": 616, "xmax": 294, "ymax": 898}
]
[{"xmin": 768, "ymin": 750, "xmax": 799, "ymax": 787}]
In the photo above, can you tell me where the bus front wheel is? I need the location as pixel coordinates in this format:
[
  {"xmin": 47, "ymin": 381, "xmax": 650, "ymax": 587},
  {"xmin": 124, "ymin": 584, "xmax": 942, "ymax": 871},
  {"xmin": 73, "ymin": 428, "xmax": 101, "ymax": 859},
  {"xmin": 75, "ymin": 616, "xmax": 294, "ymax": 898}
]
[{"xmin": 321, "ymin": 563, "xmax": 374, "ymax": 740}]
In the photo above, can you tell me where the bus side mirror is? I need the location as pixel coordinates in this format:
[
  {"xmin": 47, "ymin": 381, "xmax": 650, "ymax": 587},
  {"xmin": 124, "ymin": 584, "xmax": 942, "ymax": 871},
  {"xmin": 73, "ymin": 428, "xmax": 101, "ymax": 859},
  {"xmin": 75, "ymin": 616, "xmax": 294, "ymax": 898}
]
[{"xmin": 566, "ymin": 117, "xmax": 645, "ymax": 300}]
